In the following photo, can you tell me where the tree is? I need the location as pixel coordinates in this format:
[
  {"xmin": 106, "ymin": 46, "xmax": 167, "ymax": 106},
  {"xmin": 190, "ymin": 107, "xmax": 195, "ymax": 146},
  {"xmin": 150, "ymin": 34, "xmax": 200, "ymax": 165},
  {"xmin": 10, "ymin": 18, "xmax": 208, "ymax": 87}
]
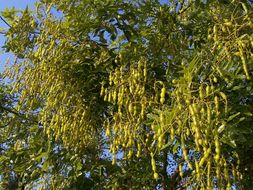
[{"xmin": 1, "ymin": 0, "xmax": 253, "ymax": 189}]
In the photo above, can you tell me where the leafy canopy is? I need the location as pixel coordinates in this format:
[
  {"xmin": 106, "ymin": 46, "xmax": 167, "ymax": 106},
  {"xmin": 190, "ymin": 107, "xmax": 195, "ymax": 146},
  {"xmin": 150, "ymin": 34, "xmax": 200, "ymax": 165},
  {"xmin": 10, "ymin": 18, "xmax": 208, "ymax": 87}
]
[{"xmin": 1, "ymin": 0, "xmax": 253, "ymax": 189}]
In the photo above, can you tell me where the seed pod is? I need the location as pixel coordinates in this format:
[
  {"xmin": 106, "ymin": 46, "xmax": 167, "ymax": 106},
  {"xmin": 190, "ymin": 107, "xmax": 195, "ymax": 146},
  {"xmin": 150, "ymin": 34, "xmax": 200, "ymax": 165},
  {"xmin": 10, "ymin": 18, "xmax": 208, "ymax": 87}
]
[
  {"xmin": 105, "ymin": 127, "xmax": 110, "ymax": 136},
  {"xmin": 128, "ymin": 103, "xmax": 133, "ymax": 113},
  {"xmin": 189, "ymin": 105, "xmax": 195, "ymax": 116},
  {"xmin": 192, "ymin": 103, "xmax": 199, "ymax": 114},
  {"xmin": 137, "ymin": 150, "xmax": 140, "ymax": 158},
  {"xmin": 213, "ymin": 76, "xmax": 218, "ymax": 83},
  {"xmin": 213, "ymin": 25, "xmax": 217, "ymax": 34},
  {"xmin": 216, "ymin": 166, "xmax": 221, "ymax": 181},
  {"xmin": 195, "ymin": 160, "xmax": 200, "ymax": 180},
  {"xmin": 183, "ymin": 147, "xmax": 188, "ymax": 161},
  {"xmin": 214, "ymin": 154, "xmax": 220, "ymax": 163},
  {"xmin": 206, "ymin": 85, "xmax": 210, "ymax": 97},
  {"xmin": 199, "ymin": 156, "xmax": 206, "ymax": 168},
  {"xmin": 179, "ymin": 164, "xmax": 183, "ymax": 178},
  {"xmin": 241, "ymin": 55, "xmax": 250, "ymax": 80},
  {"xmin": 133, "ymin": 105, "xmax": 137, "ymax": 116},
  {"xmin": 199, "ymin": 85, "xmax": 204, "ymax": 100},
  {"xmin": 144, "ymin": 66, "xmax": 147, "ymax": 78},
  {"xmin": 207, "ymin": 160, "xmax": 211, "ymax": 188},
  {"xmin": 127, "ymin": 150, "xmax": 133, "ymax": 159},
  {"xmin": 224, "ymin": 46, "xmax": 231, "ymax": 61},
  {"xmin": 154, "ymin": 172, "xmax": 159, "ymax": 180},
  {"xmin": 151, "ymin": 158, "xmax": 156, "ymax": 171},
  {"xmin": 160, "ymin": 87, "xmax": 166, "ymax": 104},
  {"xmin": 109, "ymin": 72, "xmax": 113, "ymax": 85},
  {"xmin": 170, "ymin": 128, "xmax": 175, "ymax": 141},
  {"xmin": 141, "ymin": 103, "xmax": 145, "ymax": 118},
  {"xmin": 100, "ymin": 85, "xmax": 104, "ymax": 96},
  {"xmin": 158, "ymin": 134, "xmax": 164, "ymax": 144},
  {"xmin": 207, "ymin": 105, "xmax": 211, "ymax": 125},
  {"xmin": 104, "ymin": 89, "xmax": 108, "ymax": 101},
  {"xmin": 186, "ymin": 128, "xmax": 190, "ymax": 136},
  {"xmin": 224, "ymin": 22, "xmax": 232, "ymax": 27},
  {"xmin": 221, "ymin": 25, "xmax": 226, "ymax": 33},
  {"xmin": 108, "ymin": 92, "xmax": 112, "ymax": 102},
  {"xmin": 112, "ymin": 155, "xmax": 116, "ymax": 165},
  {"xmin": 241, "ymin": 2, "xmax": 248, "ymax": 13},
  {"xmin": 160, "ymin": 113, "xmax": 165, "ymax": 126},
  {"xmin": 214, "ymin": 96, "xmax": 219, "ymax": 113}
]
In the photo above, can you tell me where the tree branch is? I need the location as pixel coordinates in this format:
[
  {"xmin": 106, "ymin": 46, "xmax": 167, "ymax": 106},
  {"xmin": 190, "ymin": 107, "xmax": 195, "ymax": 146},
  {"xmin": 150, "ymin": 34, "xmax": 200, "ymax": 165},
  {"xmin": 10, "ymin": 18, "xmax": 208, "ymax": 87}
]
[
  {"xmin": 0, "ymin": 104, "xmax": 40, "ymax": 125},
  {"xmin": 0, "ymin": 15, "xmax": 11, "ymax": 28}
]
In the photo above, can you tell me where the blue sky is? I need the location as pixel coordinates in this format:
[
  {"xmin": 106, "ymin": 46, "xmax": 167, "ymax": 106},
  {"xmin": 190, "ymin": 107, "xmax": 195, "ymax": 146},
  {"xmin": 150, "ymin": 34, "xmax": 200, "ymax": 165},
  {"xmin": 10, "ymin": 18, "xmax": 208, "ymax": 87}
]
[{"xmin": 0, "ymin": 0, "xmax": 36, "ymax": 72}]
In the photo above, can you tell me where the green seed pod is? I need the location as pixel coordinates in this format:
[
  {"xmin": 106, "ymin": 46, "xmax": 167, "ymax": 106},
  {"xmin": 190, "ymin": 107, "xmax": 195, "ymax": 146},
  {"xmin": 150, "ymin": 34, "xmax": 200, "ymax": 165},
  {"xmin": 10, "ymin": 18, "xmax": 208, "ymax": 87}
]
[
  {"xmin": 128, "ymin": 103, "xmax": 133, "ymax": 113},
  {"xmin": 153, "ymin": 172, "xmax": 159, "ymax": 180},
  {"xmin": 206, "ymin": 85, "xmax": 210, "ymax": 97},
  {"xmin": 213, "ymin": 76, "xmax": 218, "ymax": 83},
  {"xmin": 151, "ymin": 158, "xmax": 156, "ymax": 171},
  {"xmin": 199, "ymin": 85, "xmax": 204, "ymax": 100},
  {"xmin": 214, "ymin": 96, "xmax": 219, "ymax": 113},
  {"xmin": 160, "ymin": 87, "xmax": 166, "ymax": 104},
  {"xmin": 179, "ymin": 164, "xmax": 183, "ymax": 178}
]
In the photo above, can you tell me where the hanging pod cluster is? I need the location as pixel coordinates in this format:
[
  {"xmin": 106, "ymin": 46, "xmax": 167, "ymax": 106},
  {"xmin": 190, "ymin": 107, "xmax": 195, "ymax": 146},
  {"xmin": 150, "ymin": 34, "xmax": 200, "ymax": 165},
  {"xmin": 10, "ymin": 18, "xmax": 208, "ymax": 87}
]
[
  {"xmin": 208, "ymin": 3, "xmax": 253, "ymax": 80},
  {"xmin": 101, "ymin": 56, "xmax": 150, "ymax": 162},
  {"xmin": 166, "ymin": 59, "xmax": 240, "ymax": 189},
  {"xmin": 6, "ymin": 17, "xmax": 101, "ymax": 150},
  {"xmin": 101, "ymin": 53, "xmax": 173, "ymax": 179}
]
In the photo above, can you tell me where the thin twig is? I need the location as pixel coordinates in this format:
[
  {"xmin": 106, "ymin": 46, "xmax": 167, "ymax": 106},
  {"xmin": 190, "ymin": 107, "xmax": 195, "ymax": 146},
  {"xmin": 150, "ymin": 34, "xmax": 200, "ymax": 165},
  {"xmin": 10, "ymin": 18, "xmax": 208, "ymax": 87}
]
[
  {"xmin": 0, "ymin": 15, "xmax": 11, "ymax": 28},
  {"xmin": 0, "ymin": 104, "xmax": 40, "ymax": 125}
]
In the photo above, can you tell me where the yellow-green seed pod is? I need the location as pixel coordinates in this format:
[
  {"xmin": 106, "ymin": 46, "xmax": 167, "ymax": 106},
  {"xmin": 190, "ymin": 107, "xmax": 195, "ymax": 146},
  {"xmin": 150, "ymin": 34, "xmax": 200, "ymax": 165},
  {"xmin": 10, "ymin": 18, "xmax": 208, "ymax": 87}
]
[
  {"xmin": 112, "ymin": 91, "xmax": 117, "ymax": 102},
  {"xmin": 154, "ymin": 172, "xmax": 159, "ymax": 180},
  {"xmin": 221, "ymin": 25, "xmax": 226, "ymax": 33},
  {"xmin": 199, "ymin": 156, "xmax": 206, "ymax": 168},
  {"xmin": 214, "ymin": 96, "xmax": 219, "ymax": 113},
  {"xmin": 127, "ymin": 150, "xmax": 133, "ymax": 159},
  {"xmin": 207, "ymin": 105, "xmax": 211, "ymax": 125},
  {"xmin": 206, "ymin": 85, "xmax": 210, "ymax": 96},
  {"xmin": 151, "ymin": 157, "xmax": 156, "ymax": 171},
  {"xmin": 179, "ymin": 164, "xmax": 183, "ymax": 178},
  {"xmin": 112, "ymin": 155, "xmax": 116, "ymax": 165},
  {"xmin": 100, "ymin": 85, "xmax": 104, "ymax": 96},
  {"xmin": 214, "ymin": 154, "xmax": 220, "ymax": 163},
  {"xmin": 160, "ymin": 113, "xmax": 165, "ymax": 126},
  {"xmin": 199, "ymin": 85, "xmax": 204, "ymax": 100},
  {"xmin": 133, "ymin": 105, "xmax": 137, "ymax": 116},
  {"xmin": 183, "ymin": 147, "xmax": 188, "ymax": 161},
  {"xmin": 128, "ymin": 103, "xmax": 133, "ymax": 113},
  {"xmin": 213, "ymin": 76, "xmax": 218, "ymax": 83},
  {"xmin": 160, "ymin": 87, "xmax": 166, "ymax": 104},
  {"xmin": 108, "ymin": 92, "xmax": 112, "ymax": 102},
  {"xmin": 109, "ymin": 72, "xmax": 113, "ymax": 85},
  {"xmin": 141, "ymin": 103, "xmax": 145, "ymax": 118},
  {"xmin": 186, "ymin": 128, "xmax": 190, "ymax": 136},
  {"xmin": 224, "ymin": 22, "xmax": 232, "ymax": 27},
  {"xmin": 170, "ymin": 128, "xmax": 175, "ymax": 141},
  {"xmin": 189, "ymin": 105, "xmax": 195, "ymax": 116},
  {"xmin": 192, "ymin": 103, "xmax": 199, "ymax": 114},
  {"xmin": 207, "ymin": 160, "xmax": 211, "ymax": 188},
  {"xmin": 195, "ymin": 160, "xmax": 200, "ymax": 180},
  {"xmin": 106, "ymin": 127, "xmax": 110, "ymax": 136},
  {"xmin": 241, "ymin": 55, "xmax": 250, "ymax": 80}
]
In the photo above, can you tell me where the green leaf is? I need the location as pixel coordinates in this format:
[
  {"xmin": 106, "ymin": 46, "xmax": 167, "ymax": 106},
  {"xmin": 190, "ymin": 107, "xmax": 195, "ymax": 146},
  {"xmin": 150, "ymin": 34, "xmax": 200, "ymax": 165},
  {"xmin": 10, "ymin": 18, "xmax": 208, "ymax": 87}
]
[
  {"xmin": 0, "ymin": 155, "xmax": 8, "ymax": 162},
  {"xmin": 172, "ymin": 141, "xmax": 179, "ymax": 154},
  {"xmin": 227, "ymin": 112, "xmax": 240, "ymax": 122}
]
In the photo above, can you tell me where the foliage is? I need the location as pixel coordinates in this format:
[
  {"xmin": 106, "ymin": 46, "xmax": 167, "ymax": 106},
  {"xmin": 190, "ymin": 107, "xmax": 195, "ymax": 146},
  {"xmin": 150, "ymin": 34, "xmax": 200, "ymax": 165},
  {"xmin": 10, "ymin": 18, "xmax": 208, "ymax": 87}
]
[{"xmin": 1, "ymin": 0, "xmax": 253, "ymax": 189}]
